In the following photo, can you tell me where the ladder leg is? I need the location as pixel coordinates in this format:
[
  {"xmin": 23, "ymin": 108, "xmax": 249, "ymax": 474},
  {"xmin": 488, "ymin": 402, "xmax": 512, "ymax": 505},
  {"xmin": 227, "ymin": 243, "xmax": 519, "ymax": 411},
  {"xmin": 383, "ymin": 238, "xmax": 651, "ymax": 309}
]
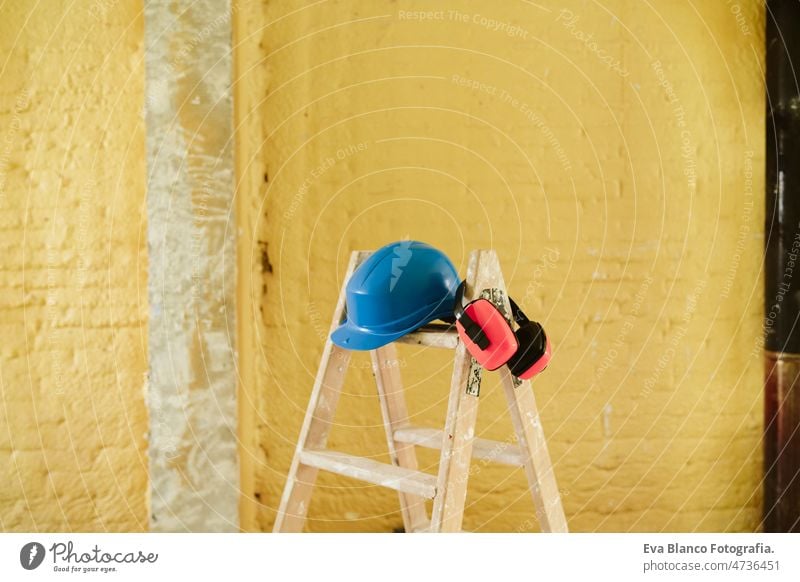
[
  {"xmin": 429, "ymin": 248, "xmax": 495, "ymax": 533},
  {"xmin": 273, "ymin": 251, "xmax": 367, "ymax": 532},
  {"xmin": 273, "ymin": 343, "xmax": 351, "ymax": 532},
  {"xmin": 483, "ymin": 247, "xmax": 567, "ymax": 533},
  {"xmin": 371, "ymin": 344, "xmax": 428, "ymax": 533},
  {"xmin": 429, "ymin": 343, "xmax": 481, "ymax": 532},
  {"xmin": 500, "ymin": 370, "xmax": 568, "ymax": 532}
]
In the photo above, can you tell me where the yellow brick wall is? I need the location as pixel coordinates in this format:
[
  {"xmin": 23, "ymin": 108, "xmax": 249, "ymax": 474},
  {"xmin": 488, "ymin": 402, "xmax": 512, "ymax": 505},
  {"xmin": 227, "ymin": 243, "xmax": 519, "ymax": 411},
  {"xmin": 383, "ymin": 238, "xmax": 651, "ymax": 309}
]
[
  {"xmin": 0, "ymin": 2, "xmax": 148, "ymax": 530},
  {"xmin": 236, "ymin": 0, "xmax": 765, "ymax": 532}
]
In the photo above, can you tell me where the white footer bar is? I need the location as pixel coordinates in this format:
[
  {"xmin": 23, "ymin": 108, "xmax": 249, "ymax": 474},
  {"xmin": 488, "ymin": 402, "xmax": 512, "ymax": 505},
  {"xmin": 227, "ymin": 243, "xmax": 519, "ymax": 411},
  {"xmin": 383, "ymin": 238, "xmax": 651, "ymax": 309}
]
[{"xmin": 1, "ymin": 533, "xmax": 797, "ymax": 581}]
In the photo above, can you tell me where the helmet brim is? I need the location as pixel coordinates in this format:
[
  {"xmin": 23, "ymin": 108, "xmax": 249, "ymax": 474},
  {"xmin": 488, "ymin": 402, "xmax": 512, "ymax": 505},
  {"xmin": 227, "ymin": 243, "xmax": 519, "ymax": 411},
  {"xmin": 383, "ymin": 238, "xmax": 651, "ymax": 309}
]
[
  {"xmin": 330, "ymin": 302, "xmax": 455, "ymax": 351},
  {"xmin": 330, "ymin": 321, "xmax": 411, "ymax": 351}
]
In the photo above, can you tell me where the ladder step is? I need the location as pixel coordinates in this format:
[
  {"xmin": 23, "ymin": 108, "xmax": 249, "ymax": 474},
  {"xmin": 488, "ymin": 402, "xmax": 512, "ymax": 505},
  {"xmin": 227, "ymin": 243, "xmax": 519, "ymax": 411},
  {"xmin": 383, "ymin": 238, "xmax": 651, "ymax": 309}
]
[
  {"xmin": 395, "ymin": 323, "xmax": 459, "ymax": 349},
  {"xmin": 410, "ymin": 521, "xmax": 466, "ymax": 533},
  {"xmin": 394, "ymin": 427, "xmax": 524, "ymax": 467},
  {"xmin": 298, "ymin": 449, "xmax": 437, "ymax": 499}
]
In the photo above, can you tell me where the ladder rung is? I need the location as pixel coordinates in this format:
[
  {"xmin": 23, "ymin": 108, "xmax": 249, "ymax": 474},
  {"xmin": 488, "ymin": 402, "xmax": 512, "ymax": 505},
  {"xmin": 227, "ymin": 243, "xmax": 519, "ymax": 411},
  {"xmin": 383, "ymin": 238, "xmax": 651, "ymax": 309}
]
[
  {"xmin": 410, "ymin": 521, "xmax": 466, "ymax": 533},
  {"xmin": 395, "ymin": 323, "xmax": 459, "ymax": 349},
  {"xmin": 298, "ymin": 449, "xmax": 437, "ymax": 498},
  {"xmin": 394, "ymin": 427, "xmax": 524, "ymax": 467}
]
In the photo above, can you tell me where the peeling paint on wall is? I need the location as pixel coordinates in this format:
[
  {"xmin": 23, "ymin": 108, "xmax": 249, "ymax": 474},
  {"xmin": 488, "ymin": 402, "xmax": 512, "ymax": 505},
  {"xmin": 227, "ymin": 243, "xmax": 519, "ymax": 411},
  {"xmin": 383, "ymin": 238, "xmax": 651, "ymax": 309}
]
[{"xmin": 144, "ymin": 0, "xmax": 238, "ymax": 532}]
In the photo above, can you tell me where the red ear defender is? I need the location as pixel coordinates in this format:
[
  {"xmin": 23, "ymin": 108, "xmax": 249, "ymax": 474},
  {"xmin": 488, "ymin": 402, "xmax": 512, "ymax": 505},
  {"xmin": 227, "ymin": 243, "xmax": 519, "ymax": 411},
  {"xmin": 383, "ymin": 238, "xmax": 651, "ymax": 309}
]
[
  {"xmin": 453, "ymin": 282, "xmax": 551, "ymax": 378},
  {"xmin": 506, "ymin": 318, "xmax": 551, "ymax": 379},
  {"xmin": 456, "ymin": 297, "xmax": 519, "ymax": 370}
]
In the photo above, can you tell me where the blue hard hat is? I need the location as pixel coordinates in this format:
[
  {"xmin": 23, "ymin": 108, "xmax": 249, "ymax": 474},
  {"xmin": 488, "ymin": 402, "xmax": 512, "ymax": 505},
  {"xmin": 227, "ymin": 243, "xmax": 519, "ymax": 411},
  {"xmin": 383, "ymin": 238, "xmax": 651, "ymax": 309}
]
[{"xmin": 331, "ymin": 241, "xmax": 460, "ymax": 350}]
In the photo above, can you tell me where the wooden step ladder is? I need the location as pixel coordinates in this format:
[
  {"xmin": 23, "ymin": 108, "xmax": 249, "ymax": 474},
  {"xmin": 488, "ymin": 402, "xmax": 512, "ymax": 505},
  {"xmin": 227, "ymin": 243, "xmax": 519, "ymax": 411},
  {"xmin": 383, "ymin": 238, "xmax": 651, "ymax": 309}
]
[{"xmin": 273, "ymin": 249, "xmax": 568, "ymax": 533}]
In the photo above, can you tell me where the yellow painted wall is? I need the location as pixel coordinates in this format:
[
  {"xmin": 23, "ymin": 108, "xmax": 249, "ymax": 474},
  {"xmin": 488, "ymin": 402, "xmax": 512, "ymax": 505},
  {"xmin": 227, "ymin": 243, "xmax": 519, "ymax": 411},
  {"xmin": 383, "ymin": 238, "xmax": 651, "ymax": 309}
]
[
  {"xmin": 236, "ymin": 0, "xmax": 765, "ymax": 532},
  {"xmin": 0, "ymin": 2, "xmax": 148, "ymax": 530},
  {"xmin": 0, "ymin": 0, "xmax": 763, "ymax": 533}
]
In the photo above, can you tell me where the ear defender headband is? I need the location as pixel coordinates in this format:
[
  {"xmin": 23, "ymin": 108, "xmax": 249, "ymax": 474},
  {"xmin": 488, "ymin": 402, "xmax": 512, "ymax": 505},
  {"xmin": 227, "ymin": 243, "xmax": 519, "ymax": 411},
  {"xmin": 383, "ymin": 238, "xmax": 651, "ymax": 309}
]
[{"xmin": 453, "ymin": 281, "xmax": 551, "ymax": 379}]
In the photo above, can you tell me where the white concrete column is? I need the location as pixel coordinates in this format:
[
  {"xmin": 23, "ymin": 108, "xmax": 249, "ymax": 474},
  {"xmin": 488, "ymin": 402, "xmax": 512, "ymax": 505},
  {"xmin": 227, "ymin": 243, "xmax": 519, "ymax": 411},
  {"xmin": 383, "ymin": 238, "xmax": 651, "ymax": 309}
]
[{"xmin": 144, "ymin": 0, "xmax": 238, "ymax": 531}]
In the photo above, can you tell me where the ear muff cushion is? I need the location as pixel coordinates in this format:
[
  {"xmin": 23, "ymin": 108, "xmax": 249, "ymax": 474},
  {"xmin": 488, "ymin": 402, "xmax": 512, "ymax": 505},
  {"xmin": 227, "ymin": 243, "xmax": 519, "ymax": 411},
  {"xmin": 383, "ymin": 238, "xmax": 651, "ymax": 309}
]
[
  {"xmin": 507, "ymin": 322, "xmax": 550, "ymax": 379},
  {"xmin": 456, "ymin": 299, "xmax": 518, "ymax": 370}
]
